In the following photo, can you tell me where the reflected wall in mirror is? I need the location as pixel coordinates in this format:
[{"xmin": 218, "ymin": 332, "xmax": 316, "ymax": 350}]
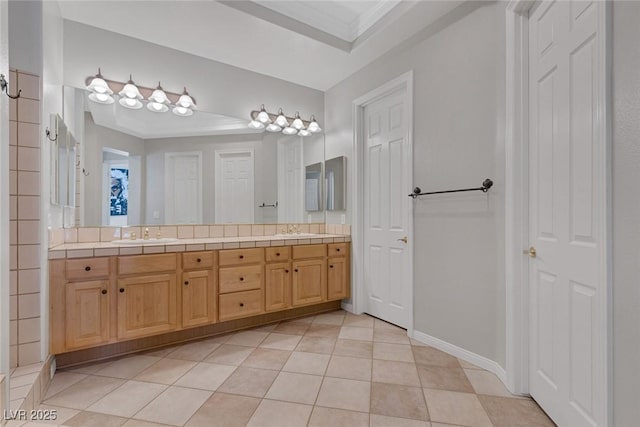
[
  {"xmin": 49, "ymin": 114, "xmax": 78, "ymax": 210},
  {"xmin": 63, "ymin": 86, "xmax": 325, "ymax": 226},
  {"xmin": 305, "ymin": 162, "xmax": 323, "ymax": 212},
  {"xmin": 325, "ymin": 156, "xmax": 346, "ymax": 211}
]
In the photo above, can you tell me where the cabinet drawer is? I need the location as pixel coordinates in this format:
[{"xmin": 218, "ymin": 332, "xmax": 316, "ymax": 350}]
[
  {"xmin": 293, "ymin": 244, "xmax": 326, "ymax": 259},
  {"xmin": 219, "ymin": 248, "xmax": 263, "ymax": 266},
  {"xmin": 118, "ymin": 254, "xmax": 177, "ymax": 275},
  {"xmin": 219, "ymin": 289, "xmax": 263, "ymax": 321},
  {"xmin": 265, "ymin": 247, "xmax": 290, "ymax": 262},
  {"xmin": 328, "ymin": 243, "xmax": 348, "ymax": 257},
  {"xmin": 183, "ymin": 251, "xmax": 214, "ymax": 270},
  {"xmin": 66, "ymin": 257, "xmax": 110, "ymax": 281},
  {"xmin": 219, "ymin": 265, "xmax": 263, "ymax": 294}
]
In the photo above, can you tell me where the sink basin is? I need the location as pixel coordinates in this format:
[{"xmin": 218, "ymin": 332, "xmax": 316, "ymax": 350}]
[
  {"xmin": 112, "ymin": 238, "xmax": 179, "ymax": 245},
  {"xmin": 272, "ymin": 233, "xmax": 318, "ymax": 238}
]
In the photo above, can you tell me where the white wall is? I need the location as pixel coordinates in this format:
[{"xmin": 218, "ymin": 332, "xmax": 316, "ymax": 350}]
[
  {"xmin": 62, "ymin": 20, "xmax": 324, "ymax": 127},
  {"xmin": 612, "ymin": 2, "xmax": 640, "ymax": 425},
  {"xmin": 8, "ymin": 0, "xmax": 42, "ymax": 75},
  {"xmin": 324, "ymin": 2, "xmax": 506, "ymax": 365}
]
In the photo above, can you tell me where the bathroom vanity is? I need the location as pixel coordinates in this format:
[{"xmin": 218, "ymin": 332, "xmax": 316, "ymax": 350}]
[{"xmin": 49, "ymin": 236, "xmax": 349, "ymax": 365}]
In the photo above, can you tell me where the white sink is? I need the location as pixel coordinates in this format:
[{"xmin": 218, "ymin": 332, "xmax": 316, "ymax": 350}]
[
  {"xmin": 272, "ymin": 233, "xmax": 318, "ymax": 238},
  {"xmin": 112, "ymin": 238, "xmax": 179, "ymax": 245}
]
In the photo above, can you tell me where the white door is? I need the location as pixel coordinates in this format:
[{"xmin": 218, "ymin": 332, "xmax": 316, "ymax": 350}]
[
  {"xmin": 528, "ymin": 1, "xmax": 605, "ymax": 426},
  {"xmin": 277, "ymin": 137, "xmax": 303, "ymax": 223},
  {"xmin": 215, "ymin": 150, "xmax": 254, "ymax": 224},
  {"xmin": 363, "ymin": 88, "xmax": 412, "ymax": 328},
  {"xmin": 165, "ymin": 152, "xmax": 202, "ymax": 224}
]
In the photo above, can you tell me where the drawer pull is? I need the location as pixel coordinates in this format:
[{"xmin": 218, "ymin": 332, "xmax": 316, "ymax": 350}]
[
  {"xmin": 101, "ymin": 289, "xmax": 107, "ymax": 295},
  {"xmin": 85, "ymin": 266, "xmax": 91, "ymax": 271},
  {"xmin": 276, "ymin": 252, "xmax": 281, "ymax": 256},
  {"xmin": 239, "ymin": 255, "xmax": 244, "ymax": 259},
  {"xmin": 197, "ymin": 258, "xmax": 202, "ymax": 263},
  {"xmin": 294, "ymin": 269, "xmax": 299, "ymax": 272},
  {"xmin": 119, "ymin": 288, "xmax": 125, "ymax": 293},
  {"xmin": 330, "ymin": 265, "xmax": 334, "ymax": 268},
  {"xmin": 184, "ymin": 281, "xmax": 189, "ymax": 285},
  {"xmin": 239, "ymin": 277, "xmax": 244, "ymax": 281},
  {"xmin": 239, "ymin": 302, "xmax": 244, "ymax": 307}
]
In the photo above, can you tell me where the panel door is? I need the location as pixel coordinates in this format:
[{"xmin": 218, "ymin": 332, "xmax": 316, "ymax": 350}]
[
  {"xmin": 117, "ymin": 274, "xmax": 177, "ymax": 339},
  {"xmin": 528, "ymin": 1, "xmax": 605, "ymax": 425},
  {"xmin": 292, "ymin": 259, "xmax": 326, "ymax": 306},
  {"xmin": 65, "ymin": 280, "xmax": 110, "ymax": 349},
  {"xmin": 215, "ymin": 151, "xmax": 254, "ymax": 224},
  {"xmin": 182, "ymin": 270, "xmax": 215, "ymax": 328},
  {"xmin": 327, "ymin": 257, "xmax": 348, "ymax": 301},
  {"xmin": 363, "ymin": 87, "xmax": 411, "ymax": 328},
  {"xmin": 165, "ymin": 153, "xmax": 202, "ymax": 224},
  {"xmin": 265, "ymin": 262, "xmax": 291, "ymax": 312}
]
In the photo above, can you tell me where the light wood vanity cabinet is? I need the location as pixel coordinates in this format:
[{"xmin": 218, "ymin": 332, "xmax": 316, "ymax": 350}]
[{"xmin": 50, "ymin": 242, "xmax": 350, "ymax": 355}]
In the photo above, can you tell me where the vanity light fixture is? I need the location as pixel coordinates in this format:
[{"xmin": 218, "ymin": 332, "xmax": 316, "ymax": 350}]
[
  {"xmin": 147, "ymin": 82, "xmax": 171, "ymax": 113},
  {"xmin": 118, "ymin": 75, "xmax": 143, "ymax": 109},
  {"xmin": 172, "ymin": 87, "xmax": 196, "ymax": 116},
  {"xmin": 86, "ymin": 68, "xmax": 114, "ymax": 104},
  {"xmin": 249, "ymin": 106, "xmax": 322, "ymax": 137}
]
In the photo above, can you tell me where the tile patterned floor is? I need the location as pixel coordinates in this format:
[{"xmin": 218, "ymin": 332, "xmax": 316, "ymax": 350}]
[{"xmin": 10, "ymin": 310, "xmax": 556, "ymax": 427}]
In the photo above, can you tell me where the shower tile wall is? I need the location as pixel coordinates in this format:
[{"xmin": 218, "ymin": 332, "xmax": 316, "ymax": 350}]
[{"xmin": 9, "ymin": 69, "xmax": 42, "ymax": 368}]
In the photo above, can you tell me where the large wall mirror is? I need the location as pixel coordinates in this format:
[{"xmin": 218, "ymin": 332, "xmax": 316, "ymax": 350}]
[{"xmin": 60, "ymin": 86, "xmax": 326, "ymax": 227}]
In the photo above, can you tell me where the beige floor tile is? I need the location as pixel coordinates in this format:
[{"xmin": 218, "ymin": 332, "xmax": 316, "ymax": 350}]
[
  {"xmin": 44, "ymin": 376, "xmax": 125, "ymax": 410},
  {"xmin": 173, "ymin": 362, "xmax": 236, "ymax": 391},
  {"xmin": 250, "ymin": 323, "xmax": 279, "ymax": 332},
  {"xmin": 374, "ymin": 318, "xmax": 403, "ymax": 331},
  {"xmin": 282, "ymin": 351, "xmax": 330, "ymax": 375},
  {"xmin": 64, "ymin": 411, "xmax": 127, "ymax": 427},
  {"xmin": 410, "ymin": 338, "xmax": 430, "ymax": 347},
  {"xmin": 33, "ymin": 404, "xmax": 79, "ymax": 425},
  {"xmin": 203, "ymin": 344, "xmax": 254, "ymax": 366},
  {"xmin": 477, "ymin": 395, "xmax": 554, "ymax": 427},
  {"xmin": 87, "ymin": 380, "xmax": 167, "ymax": 418},
  {"xmin": 370, "ymin": 382, "xmax": 429, "ymax": 421},
  {"xmin": 241, "ymin": 348, "xmax": 291, "ymax": 370},
  {"xmin": 295, "ymin": 336, "xmax": 336, "ymax": 354},
  {"xmin": 133, "ymin": 386, "xmax": 212, "ymax": 427},
  {"xmin": 430, "ymin": 424, "xmax": 465, "ymax": 427},
  {"xmin": 141, "ymin": 346, "xmax": 179, "ymax": 358},
  {"xmin": 417, "ymin": 366, "xmax": 474, "ymax": 393},
  {"xmin": 370, "ymin": 414, "xmax": 431, "ymax": 427},
  {"xmin": 292, "ymin": 314, "xmax": 316, "ymax": 324},
  {"xmin": 63, "ymin": 360, "xmax": 111, "ymax": 375},
  {"xmin": 93, "ymin": 356, "xmax": 161, "ymax": 379},
  {"xmin": 259, "ymin": 333, "xmax": 302, "ymax": 351},
  {"xmin": 316, "ymin": 377, "xmax": 371, "ymax": 412},
  {"xmin": 373, "ymin": 329, "xmax": 410, "ymax": 344},
  {"xmin": 184, "ymin": 393, "xmax": 260, "ymax": 427},
  {"xmin": 333, "ymin": 339, "xmax": 373, "ymax": 359},
  {"xmin": 123, "ymin": 420, "xmax": 174, "ymax": 427},
  {"xmin": 218, "ymin": 367, "xmax": 279, "ymax": 398},
  {"xmin": 273, "ymin": 322, "xmax": 310, "ymax": 336},
  {"xmin": 265, "ymin": 372, "xmax": 323, "ymax": 404},
  {"xmin": 312, "ymin": 312, "xmax": 346, "ymax": 326},
  {"xmin": 246, "ymin": 399, "xmax": 312, "ymax": 427},
  {"xmin": 413, "ymin": 346, "xmax": 461, "ymax": 368},
  {"xmin": 203, "ymin": 333, "xmax": 233, "ymax": 345},
  {"xmin": 226, "ymin": 331, "xmax": 269, "ymax": 347},
  {"xmin": 423, "ymin": 389, "xmax": 492, "ymax": 427},
  {"xmin": 372, "ymin": 360, "xmax": 421, "ymax": 387},
  {"xmin": 373, "ymin": 342, "xmax": 415, "ymax": 362},
  {"xmin": 343, "ymin": 314, "xmax": 375, "ymax": 328},
  {"xmin": 165, "ymin": 341, "xmax": 221, "ymax": 361},
  {"xmin": 463, "ymin": 369, "xmax": 517, "ymax": 398},
  {"xmin": 134, "ymin": 358, "xmax": 196, "ymax": 385},
  {"xmin": 42, "ymin": 372, "xmax": 87, "ymax": 400},
  {"xmin": 308, "ymin": 406, "xmax": 369, "ymax": 427},
  {"xmin": 326, "ymin": 355, "xmax": 372, "ymax": 381},
  {"xmin": 305, "ymin": 324, "xmax": 341, "ymax": 338},
  {"xmin": 339, "ymin": 326, "xmax": 374, "ymax": 341}
]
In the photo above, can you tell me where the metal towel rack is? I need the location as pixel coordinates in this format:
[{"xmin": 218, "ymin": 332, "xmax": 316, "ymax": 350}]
[
  {"xmin": 258, "ymin": 202, "xmax": 278, "ymax": 208},
  {"xmin": 409, "ymin": 178, "xmax": 493, "ymax": 199}
]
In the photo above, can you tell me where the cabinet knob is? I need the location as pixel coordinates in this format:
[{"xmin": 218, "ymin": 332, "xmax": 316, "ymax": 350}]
[
  {"xmin": 239, "ymin": 255, "xmax": 244, "ymax": 259},
  {"xmin": 330, "ymin": 265, "xmax": 334, "ymax": 268},
  {"xmin": 285, "ymin": 269, "xmax": 289, "ymax": 273},
  {"xmin": 184, "ymin": 281, "xmax": 189, "ymax": 285},
  {"xmin": 197, "ymin": 258, "xmax": 202, "ymax": 263},
  {"xmin": 101, "ymin": 289, "xmax": 107, "ymax": 295},
  {"xmin": 239, "ymin": 302, "xmax": 244, "ymax": 307},
  {"xmin": 294, "ymin": 269, "xmax": 299, "ymax": 272},
  {"xmin": 239, "ymin": 277, "xmax": 244, "ymax": 281},
  {"xmin": 85, "ymin": 266, "xmax": 91, "ymax": 271},
  {"xmin": 276, "ymin": 252, "xmax": 280, "ymax": 256},
  {"xmin": 336, "ymin": 248, "xmax": 341, "ymax": 252},
  {"xmin": 119, "ymin": 288, "xmax": 125, "ymax": 293}
]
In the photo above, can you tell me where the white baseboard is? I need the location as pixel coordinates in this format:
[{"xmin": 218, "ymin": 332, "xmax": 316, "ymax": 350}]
[{"xmin": 412, "ymin": 330, "xmax": 508, "ymax": 388}]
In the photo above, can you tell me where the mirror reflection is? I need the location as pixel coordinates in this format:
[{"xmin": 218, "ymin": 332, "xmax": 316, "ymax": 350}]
[
  {"xmin": 62, "ymin": 86, "xmax": 325, "ymax": 226},
  {"xmin": 325, "ymin": 156, "xmax": 346, "ymax": 211}
]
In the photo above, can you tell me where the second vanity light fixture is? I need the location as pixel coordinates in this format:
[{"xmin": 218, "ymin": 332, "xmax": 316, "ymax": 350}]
[
  {"xmin": 86, "ymin": 69, "xmax": 196, "ymax": 117},
  {"xmin": 249, "ymin": 105, "xmax": 322, "ymax": 136}
]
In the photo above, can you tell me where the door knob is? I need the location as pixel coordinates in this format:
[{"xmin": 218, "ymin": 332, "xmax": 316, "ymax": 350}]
[
  {"xmin": 398, "ymin": 236, "xmax": 408, "ymax": 244},
  {"xmin": 526, "ymin": 246, "xmax": 537, "ymax": 258}
]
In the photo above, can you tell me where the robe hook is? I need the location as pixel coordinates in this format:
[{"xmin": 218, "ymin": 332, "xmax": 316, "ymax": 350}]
[
  {"xmin": 0, "ymin": 74, "xmax": 22, "ymax": 99},
  {"xmin": 45, "ymin": 128, "xmax": 58, "ymax": 142}
]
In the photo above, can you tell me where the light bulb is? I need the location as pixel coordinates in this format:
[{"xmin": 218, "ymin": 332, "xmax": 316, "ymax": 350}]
[
  {"xmin": 248, "ymin": 120, "xmax": 265, "ymax": 130},
  {"xmin": 298, "ymin": 129, "xmax": 311, "ymax": 137},
  {"xmin": 172, "ymin": 105, "xmax": 193, "ymax": 117},
  {"xmin": 266, "ymin": 123, "xmax": 282, "ymax": 132},
  {"xmin": 177, "ymin": 88, "xmax": 195, "ymax": 109},
  {"xmin": 119, "ymin": 96, "xmax": 142, "ymax": 109},
  {"xmin": 292, "ymin": 112, "xmax": 304, "ymax": 130},
  {"xmin": 257, "ymin": 105, "xmax": 271, "ymax": 124},
  {"xmin": 152, "ymin": 102, "xmax": 162, "ymax": 111},
  {"xmin": 86, "ymin": 68, "xmax": 113, "ymax": 95},
  {"xmin": 96, "ymin": 93, "xmax": 110, "ymax": 102},
  {"xmin": 88, "ymin": 92, "xmax": 114, "ymax": 104},
  {"xmin": 308, "ymin": 115, "xmax": 322, "ymax": 133},
  {"xmin": 282, "ymin": 127, "xmax": 297, "ymax": 135},
  {"xmin": 94, "ymin": 85, "xmax": 108, "ymax": 94},
  {"xmin": 125, "ymin": 98, "xmax": 136, "ymax": 106},
  {"xmin": 275, "ymin": 108, "xmax": 289, "ymax": 127}
]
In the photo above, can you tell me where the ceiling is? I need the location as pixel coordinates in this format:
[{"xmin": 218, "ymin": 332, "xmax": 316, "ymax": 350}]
[{"xmin": 58, "ymin": 1, "xmax": 462, "ymax": 91}]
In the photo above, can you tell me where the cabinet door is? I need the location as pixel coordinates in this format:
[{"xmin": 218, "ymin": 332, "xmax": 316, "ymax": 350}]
[
  {"xmin": 117, "ymin": 274, "xmax": 177, "ymax": 340},
  {"xmin": 327, "ymin": 257, "xmax": 349, "ymax": 300},
  {"xmin": 182, "ymin": 270, "xmax": 216, "ymax": 328},
  {"xmin": 292, "ymin": 259, "xmax": 326, "ymax": 306},
  {"xmin": 265, "ymin": 262, "xmax": 291, "ymax": 312},
  {"xmin": 65, "ymin": 280, "xmax": 110, "ymax": 350}
]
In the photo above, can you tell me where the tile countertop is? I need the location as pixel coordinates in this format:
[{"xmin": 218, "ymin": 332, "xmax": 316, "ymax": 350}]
[{"xmin": 49, "ymin": 234, "xmax": 351, "ymax": 259}]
